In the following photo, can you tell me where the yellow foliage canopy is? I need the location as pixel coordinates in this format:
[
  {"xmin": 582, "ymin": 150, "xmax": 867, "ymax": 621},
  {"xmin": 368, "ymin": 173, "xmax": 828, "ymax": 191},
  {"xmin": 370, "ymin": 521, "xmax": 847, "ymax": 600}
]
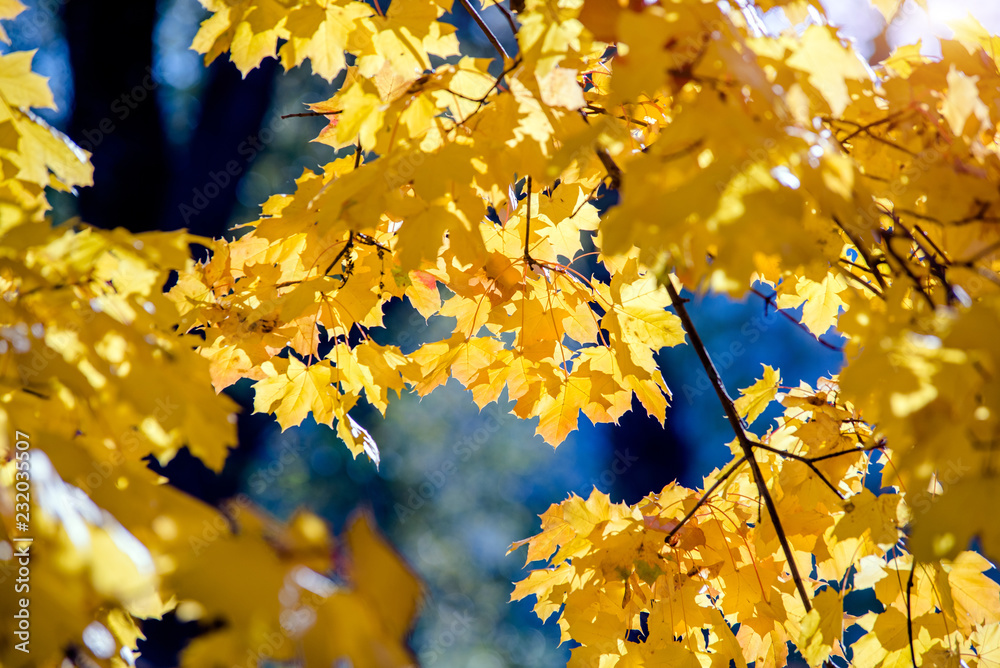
[{"xmin": 3, "ymin": 0, "xmax": 1000, "ymax": 666}]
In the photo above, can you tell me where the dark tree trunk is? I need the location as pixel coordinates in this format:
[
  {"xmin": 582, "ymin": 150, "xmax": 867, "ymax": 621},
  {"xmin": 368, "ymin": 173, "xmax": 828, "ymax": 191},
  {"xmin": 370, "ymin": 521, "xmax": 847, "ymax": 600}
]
[
  {"xmin": 61, "ymin": 0, "xmax": 278, "ymax": 239},
  {"xmin": 62, "ymin": 1, "xmax": 167, "ymax": 233}
]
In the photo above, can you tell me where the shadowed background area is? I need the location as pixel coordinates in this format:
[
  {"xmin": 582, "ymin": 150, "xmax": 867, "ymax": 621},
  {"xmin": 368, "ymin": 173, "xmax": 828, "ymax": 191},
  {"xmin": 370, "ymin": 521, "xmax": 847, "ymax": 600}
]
[{"xmin": 6, "ymin": 0, "xmax": 995, "ymax": 665}]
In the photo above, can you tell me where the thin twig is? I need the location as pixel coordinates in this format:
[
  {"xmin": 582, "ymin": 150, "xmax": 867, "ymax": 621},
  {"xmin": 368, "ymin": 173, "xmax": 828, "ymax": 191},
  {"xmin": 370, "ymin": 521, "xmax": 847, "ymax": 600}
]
[
  {"xmin": 907, "ymin": 560, "xmax": 918, "ymax": 668},
  {"xmin": 665, "ymin": 456, "xmax": 747, "ymax": 543},
  {"xmin": 807, "ymin": 441, "xmax": 885, "ymax": 463},
  {"xmin": 455, "ymin": 57, "xmax": 522, "ymax": 127},
  {"xmin": 752, "ymin": 443, "xmax": 844, "ymax": 499},
  {"xmin": 822, "ymin": 114, "xmax": 917, "ymax": 157},
  {"xmin": 595, "ymin": 148, "xmax": 622, "ymax": 189},
  {"xmin": 494, "ymin": 0, "xmax": 519, "ymax": 36},
  {"xmin": 458, "ymin": 0, "xmax": 510, "ymax": 60},
  {"xmin": 896, "ymin": 204, "xmax": 1000, "ymax": 227},
  {"xmin": 837, "ymin": 265, "xmax": 886, "ymax": 300},
  {"xmin": 838, "ymin": 111, "xmax": 904, "ymax": 143},
  {"xmin": 882, "ymin": 229, "xmax": 935, "ymax": 308},
  {"xmin": 281, "ymin": 110, "xmax": 343, "ymax": 119},
  {"xmin": 748, "ymin": 287, "xmax": 843, "ymax": 352},
  {"xmin": 663, "ymin": 278, "xmax": 813, "ymax": 613},
  {"xmin": 355, "ymin": 232, "xmax": 390, "ymax": 253},
  {"xmin": 912, "ymin": 225, "xmax": 949, "ymax": 264},
  {"xmin": 324, "ymin": 233, "xmax": 354, "ymax": 277},
  {"xmin": 523, "ymin": 175, "xmax": 533, "ymax": 263},
  {"xmin": 833, "ymin": 216, "xmax": 888, "ymax": 293},
  {"xmin": 960, "ymin": 239, "xmax": 1000, "ymax": 265},
  {"xmin": 889, "ymin": 219, "xmax": 956, "ymax": 305},
  {"xmin": 839, "ymin": 257, "xmax": 884, "ymax": 274},
  {"xmin": 583, "ymin": 104, "xmax": 651, "ymax": 127}
]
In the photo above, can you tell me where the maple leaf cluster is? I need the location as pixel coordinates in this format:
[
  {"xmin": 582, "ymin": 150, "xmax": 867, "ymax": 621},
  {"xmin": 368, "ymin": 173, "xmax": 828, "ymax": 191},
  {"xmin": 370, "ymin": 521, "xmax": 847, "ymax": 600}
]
[
  {"xmin": 1, "ymin": 0, "xmax": 1000, "ymax": 666},
  {"xmin": 0, "ymin": 2, "xmax": 421, "ymax": 667},
  {"xmin": 183, "ymin": 0, "xmax": 1000, "ymax": 665}
]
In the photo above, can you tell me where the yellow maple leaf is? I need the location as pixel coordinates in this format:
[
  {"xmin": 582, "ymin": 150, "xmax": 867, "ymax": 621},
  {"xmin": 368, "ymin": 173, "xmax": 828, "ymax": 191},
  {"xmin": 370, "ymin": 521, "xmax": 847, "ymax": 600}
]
[
  {"xmin": 734, "ymin": 364, "xmax": 781, "ymax": 427},
  {"xmin": 786, "ymin": 24, "xmax": 872, "ymax": 116},
  {"xmin": 278, "ymin": 1, "xmax": 374, "ymax": 82},
  {"xmin": 192, "ymin": 0, "xmax": 291, "ymax": 76},
  {"xmin": 603, "ymin": 259, "xmax": 685, "ymax": 367},
  {"xmin": 345, "ymin": 512, "xmax": 423, "ymax": 639},
  {"xmin": 336, "ymin": 410, "xmax": 380, "ymax": 465},
  {"xmin": 252, "ymin": 357, "xmax": 337, "ymax": 429},
  {"xmin": 941, "ymin": 65, "xmax": 990, "ymax": 137},
  {"xmin": 535, "ymin": 373, "xmax": 591, "ymax": 445},
  {"xmin": 796, "ymin": 588, "xmax": 843, "ymax": 666},
  {"xmin": 538, "ymin": 67, "xmax": 586, "ymax": 111},
  {"xmin": 834, "ymin": 489, "xmax": 901, "ymax": 547},
  {"xmin": 0, "ymin": 50, "xmax": 54, "ymax": 109},
  {"xmin": 355, "ymin": 0, "xmax": 459, "ymax": 79},
  {"xmin": 972, "ymin": 623, "xmax": 1000, "ymax": 668},
  {"xmin": 945, "ymin": 551, "xmax": 1000, "ymax": 635},
  {"xmin": 777, "ymin": 274, "xmax": 848, "ymax": 336},
  {"xmin": 0, "ymin": 0, "xmax": 24, "ymax": 44}
]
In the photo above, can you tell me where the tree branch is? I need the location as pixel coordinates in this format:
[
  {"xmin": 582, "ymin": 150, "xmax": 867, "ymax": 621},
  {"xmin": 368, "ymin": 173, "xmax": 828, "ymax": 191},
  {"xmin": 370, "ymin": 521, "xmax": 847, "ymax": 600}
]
[
  {"xmin": 907, "ymin": 560, "xmax": 918, "ymax": 668},
  {"xmin": 281, "ymin": 110, "xmax": 343, "ymax": 119},
  {"xmin": 748, "ymin": 287, "xmax": 843, "ymax": 352},
  {"xmin": 664, "ymin": 278, "xmax": 813, "ymax": 613},
  {"xmin": 837, "ymin": 264, "xmax": 886, "ymax": 300},
  {"xmin": 833, "ymin": 215, "xmax": 888, "ymax": 293},
  {"xmin": 751, "ymin": 443, "xmax": 844, "ymax": 499},
  {"xmin": 454, "ymin": 57, "xmax": 522, "ymax": 127},
  {"xmin": 665, "ymin": 456, "xmax": 747, "ymax": 544},
  {"xmin": 458, "ymin": 0, "xmax": 510, "ymax": 60},
  {"xmin": 881, "ymin": 228, "xmax": 936, "ymax": 308},
  {"xmin": 324, "ymin": 233, "xmax": 354, "ymax": 279},
  {"xmin": 494, "ymin": 0, "xmax": 519, "ymax": 36},
  {"xmin": 524, "ymin": 175, "xmax": 532, "ymax": 262},
  {"xmin": 807, "ymin": 441, "xmax": 885, "ymax": 463}
]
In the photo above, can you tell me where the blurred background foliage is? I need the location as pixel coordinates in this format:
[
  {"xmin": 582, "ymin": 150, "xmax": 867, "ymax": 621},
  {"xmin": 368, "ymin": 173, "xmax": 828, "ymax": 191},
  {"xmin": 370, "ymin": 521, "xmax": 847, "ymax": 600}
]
[{"xmin": 7, "ymin": 0, "xmax": 996, "ymax": 665}]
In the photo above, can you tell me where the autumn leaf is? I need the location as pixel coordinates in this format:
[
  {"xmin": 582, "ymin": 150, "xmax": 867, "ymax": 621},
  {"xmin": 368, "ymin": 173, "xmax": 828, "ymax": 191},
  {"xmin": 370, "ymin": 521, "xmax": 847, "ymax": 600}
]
[
  {"xmin": 796, "ymin": 588, "xmax": 843, "ymax": 666},
  {"xmin": 10, "ymin": 1, "xmax": 1000, "ymax": 666},
  {"xmin": 777, "ymin": 274, "xmax": 849, "ymax": 336},
  {"xmin": 0, "ymin": 50, "xmax": 54, "ymax": 109},
  {"xmin": 252, "ymin": 357, "xmax": 338, "ymax": 430},
  {"xmin": 734, "ymin": 364, "xmax": 781, "ymax": 426}
]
